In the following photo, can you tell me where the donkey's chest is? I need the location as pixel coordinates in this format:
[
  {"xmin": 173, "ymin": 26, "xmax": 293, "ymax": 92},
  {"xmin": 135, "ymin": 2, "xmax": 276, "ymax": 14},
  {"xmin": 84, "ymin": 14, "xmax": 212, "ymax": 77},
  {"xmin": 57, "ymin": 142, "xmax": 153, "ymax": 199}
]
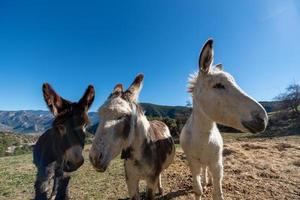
[
  {"xmin": 186, "ymin": 134, "xmax": 223, "ymax": 163},
  {"xmin": 124, "ymin": 137, "xmax": 175, "ymax": 177},
  {"xmin": 191, "ymin": 143, "xmax": 215, "ymax": 160}
]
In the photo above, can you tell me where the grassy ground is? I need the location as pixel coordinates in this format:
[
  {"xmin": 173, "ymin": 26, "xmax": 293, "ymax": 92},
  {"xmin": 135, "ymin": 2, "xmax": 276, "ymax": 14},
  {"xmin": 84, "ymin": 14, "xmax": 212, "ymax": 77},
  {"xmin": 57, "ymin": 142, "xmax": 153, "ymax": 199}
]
[{"xmin": 0, "ymin": 134, "xmax": 299, "ymax": 200}]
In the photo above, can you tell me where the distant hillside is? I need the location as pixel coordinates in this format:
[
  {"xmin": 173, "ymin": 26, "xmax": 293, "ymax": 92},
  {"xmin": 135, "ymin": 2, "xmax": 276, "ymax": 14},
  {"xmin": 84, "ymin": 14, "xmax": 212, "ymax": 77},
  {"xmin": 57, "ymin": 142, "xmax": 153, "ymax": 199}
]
[
  {"xmin": 0, "ymin": 110, "xmax": 99, "ymax": 134},
  {"xmin": 140, "ymin": 103, "xmax": 191, "ymax": 118},
  {"xmin": 87, "ymin": 103, "xmax": 191, "ymax": 134},
  {"xmin": 259, "ymin": 101, "xmax": 282, "ymax": 113},
  {"xmin": 0, "ymin": 110, "xmax": 52, "ymax": 133},
  {"xmin": 140, "ymin": 101, "xmax": 279, "ymax": 118},
  {"xmin": 258, "ymin": 111, "xmax": 300, "ymax": 137},
  {"xmin": 0, "ymin": 101, "xmax": 279, "ymax": 134}
]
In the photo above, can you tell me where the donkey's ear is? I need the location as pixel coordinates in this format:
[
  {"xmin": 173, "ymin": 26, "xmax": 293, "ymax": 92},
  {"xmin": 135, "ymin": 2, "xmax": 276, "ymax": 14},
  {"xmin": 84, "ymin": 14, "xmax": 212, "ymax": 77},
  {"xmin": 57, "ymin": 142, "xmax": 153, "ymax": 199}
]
[
  {"xmin": 112, "ymin": 84, "xmax": 124, "ymax": 94},
  {"xmin": 199, "ymin": 38, "xmax": 214, "ymax": 74},
  {"xmin": 108, "ymin": 83, "xmax": 123, "ymax": 99},
  {"xmin": 42, "ymin": 83, "xmax": 71, "ymax": 116},
  {"xmin": 79, "ymin": 85, "xmax": 95, "ymax": 111},
  {"xmin": 215, "ymin": 63, "xmax": 223, "ymax": 71},
  {"xmin": 124, "ymin": 74, "xmax": 144, "ymax": 102}
]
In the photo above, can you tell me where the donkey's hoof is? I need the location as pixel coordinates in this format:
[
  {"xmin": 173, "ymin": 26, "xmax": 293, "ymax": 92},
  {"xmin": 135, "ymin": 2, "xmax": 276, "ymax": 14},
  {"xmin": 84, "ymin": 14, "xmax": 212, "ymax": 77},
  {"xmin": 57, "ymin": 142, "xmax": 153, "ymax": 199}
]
[
  {"xmin": 195, "ymin": 194, "xmax": 202, "ymax": 200},
  {"xmin": 202, "ymin": 181, "xmax": 212, "ymax": 187},
  {"xmin": 212, "ymin": 193, "xmax": 224, "ymax": 200},
  {"xmin": 146, "ymin": 189, "xmax": 155, "ymax": 200},
  {"xmin": 207, "ymin": 180, "xmax": 213, "ymax": 186},
  {"xmin": 158, "ymin": 187, "xmax": 164, "ymax": 195}
]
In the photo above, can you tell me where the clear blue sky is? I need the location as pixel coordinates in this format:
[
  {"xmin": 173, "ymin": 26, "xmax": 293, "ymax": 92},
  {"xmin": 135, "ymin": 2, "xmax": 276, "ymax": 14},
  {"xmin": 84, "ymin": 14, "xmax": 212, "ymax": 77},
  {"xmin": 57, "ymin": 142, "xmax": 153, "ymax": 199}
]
[{"xmin": 0, "ymin": 0, "xmax": 299, "ymax": 111}]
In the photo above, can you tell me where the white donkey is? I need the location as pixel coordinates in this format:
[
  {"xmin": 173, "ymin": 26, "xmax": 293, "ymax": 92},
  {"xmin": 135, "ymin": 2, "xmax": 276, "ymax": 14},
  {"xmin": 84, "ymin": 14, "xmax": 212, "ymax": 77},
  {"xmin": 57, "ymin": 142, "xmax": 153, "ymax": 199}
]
[
  {"xmin": 89, "ymin": 74, "xmax": 175, "ymax": 200},
  {"xmin": 180, "ymin": 39, "xmax": 268, "ymax": 200}
]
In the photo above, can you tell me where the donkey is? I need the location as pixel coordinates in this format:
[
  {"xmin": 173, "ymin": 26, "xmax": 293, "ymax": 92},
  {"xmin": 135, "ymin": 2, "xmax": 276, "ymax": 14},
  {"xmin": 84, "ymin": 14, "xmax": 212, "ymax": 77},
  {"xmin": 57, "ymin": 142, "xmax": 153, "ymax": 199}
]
[
  {"xmin": 180, "ymin": 39, "xmax": 268, "ymax": 200},
  {"xmin": 89, "ymin": 74, "xmax": 175, "ymax": 200},
  {"xmin": 33, "ymin": 83, "xmax": 95, "ymax": 200}
]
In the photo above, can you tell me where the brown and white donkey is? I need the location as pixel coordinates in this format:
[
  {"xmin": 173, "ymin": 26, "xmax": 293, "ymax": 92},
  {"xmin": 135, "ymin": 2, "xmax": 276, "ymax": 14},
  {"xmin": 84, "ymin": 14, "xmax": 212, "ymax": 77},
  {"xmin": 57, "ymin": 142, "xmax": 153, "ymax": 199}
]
[{"xmin": 89, "ymin": 74, "xmax": 175, "ymax": 200}]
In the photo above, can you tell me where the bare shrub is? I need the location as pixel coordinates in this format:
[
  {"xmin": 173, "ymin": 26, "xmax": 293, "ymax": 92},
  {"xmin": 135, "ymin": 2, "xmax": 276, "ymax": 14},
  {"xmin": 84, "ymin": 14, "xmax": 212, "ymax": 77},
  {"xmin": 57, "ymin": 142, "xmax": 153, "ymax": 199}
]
[{"xmin": 275, "ymin": 83, "xmax": 300, "ymax": 113}]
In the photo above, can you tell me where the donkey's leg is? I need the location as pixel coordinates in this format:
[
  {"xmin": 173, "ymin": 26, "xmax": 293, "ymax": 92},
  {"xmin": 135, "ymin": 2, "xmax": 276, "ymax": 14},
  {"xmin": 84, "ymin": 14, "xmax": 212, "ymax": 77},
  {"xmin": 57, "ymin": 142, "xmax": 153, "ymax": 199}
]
[
  {"xmin": 201, "ymin": 166, "xmax": 208, "ymax": 191},
  {"xmin": 126, "ymin": 176, "xmax": 140, "ymax": 200},
  {"xmin": 49, "ymin": 168, "xmax": 63, "ymax": 200},
  {"xmin": 189, "ymin": 160, "xmax": 203, "ymax": 200},
  {"xmin": 157, "ymin": 173, "xmax": 163, "ymax": 195},
  {"xmin": 210, "ymin": 161, "xmax": 224, "ymax": 200},
  {"xmin": 125, "ymin": 162, "xmax": 140, "ymax": 200},
  {"xmin": 202, "ymin": 165, "xmax": 212, "ymax": 191},
  {"xmin": 55, "ymin": 173, "xmax": 71, "ymax": 200},
  {"xmin": 49, "ymin": 177, "xmax": 59, "ymax": 200},
  {"xmin": 34, "ymin": 167, "xmax": 49, "ymax": 200},
  {"xmin": 146, "ymin": 175, "xmax": 160, "ymax": 200}
]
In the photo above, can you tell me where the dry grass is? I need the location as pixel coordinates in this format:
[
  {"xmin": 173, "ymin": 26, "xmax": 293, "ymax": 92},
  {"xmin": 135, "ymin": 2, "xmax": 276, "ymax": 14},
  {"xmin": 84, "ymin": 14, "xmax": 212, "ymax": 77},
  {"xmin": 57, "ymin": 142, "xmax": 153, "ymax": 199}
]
[{"xmin": 0, "ymin": 135, "xmax": 299, "ymax": 200}]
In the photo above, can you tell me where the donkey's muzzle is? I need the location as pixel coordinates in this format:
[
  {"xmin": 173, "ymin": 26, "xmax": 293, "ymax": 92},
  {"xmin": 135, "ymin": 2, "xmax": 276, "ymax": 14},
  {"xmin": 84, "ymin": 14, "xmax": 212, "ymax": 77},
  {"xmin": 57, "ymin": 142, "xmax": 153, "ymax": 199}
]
[
  {"xmin": 89, "ymin": 152, "xmax": 108, "ymax": 172},
  {"xmin": 242, "ymin": 113, "xmax": 268, "ymax": 133},
  {"xmin": 63, "ymin": 158, "xmax": 84, "ymax": 172}
]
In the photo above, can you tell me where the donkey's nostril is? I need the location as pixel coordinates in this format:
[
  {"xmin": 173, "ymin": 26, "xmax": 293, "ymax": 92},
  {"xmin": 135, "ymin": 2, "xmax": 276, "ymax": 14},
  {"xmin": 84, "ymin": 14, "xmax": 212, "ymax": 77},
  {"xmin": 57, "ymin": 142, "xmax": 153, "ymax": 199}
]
[
  {"xmin": 98, "ymin": 153, "xmax": 103, "ymax": 161},
  {"xmin": 65, "ymin": 161, "xmax": 75, "ymax": 171},
  {"xmin": 242, "ymin": 113, "xmax": 267, "ymax": 133},
  {"xmin": 255, "ymin": 114, "xmax": 265, "ymax": 124},
  {"xmin": 254, "ymin": 113, "xmax": 268, "ymax": 129},
  {"xmin": 66, "ymin": 161, "xmax": 72, "ymax": 167}
]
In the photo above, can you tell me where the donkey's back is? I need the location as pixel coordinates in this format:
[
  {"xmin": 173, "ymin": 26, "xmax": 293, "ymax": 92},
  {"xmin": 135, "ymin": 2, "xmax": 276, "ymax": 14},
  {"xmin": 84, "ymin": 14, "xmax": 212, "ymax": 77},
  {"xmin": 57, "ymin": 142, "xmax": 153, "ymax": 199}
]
[{"xmin": 146, "ymin": 120, "xmax": 175, "ymax": 172}]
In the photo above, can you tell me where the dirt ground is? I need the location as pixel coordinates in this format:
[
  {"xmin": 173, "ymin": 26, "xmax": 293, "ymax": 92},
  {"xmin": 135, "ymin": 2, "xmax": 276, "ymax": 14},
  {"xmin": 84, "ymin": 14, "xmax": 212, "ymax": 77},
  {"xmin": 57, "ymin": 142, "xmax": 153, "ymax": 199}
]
[
  {"xmin": 157, "ymin": 137, "xmax": 300, "ymax": 200},
  {"xmin": 0, "ymin": 136, "xmax": 299, "ymax": 200}
]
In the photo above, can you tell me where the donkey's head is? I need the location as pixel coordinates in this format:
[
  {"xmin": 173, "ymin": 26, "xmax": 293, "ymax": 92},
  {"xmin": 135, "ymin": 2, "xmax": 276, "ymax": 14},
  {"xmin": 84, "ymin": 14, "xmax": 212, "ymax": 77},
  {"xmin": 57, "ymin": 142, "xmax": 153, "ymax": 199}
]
[
  {"xmin": 89, "ymin": 74, "xmax": 144, "ymax": 172},
  {"xmin": 189, "ymin": 39, "xmax": 268, "ymax": 133},
  {"xmin": 43, "ymin": 83, "xmax": 95, "ymax": 172}
]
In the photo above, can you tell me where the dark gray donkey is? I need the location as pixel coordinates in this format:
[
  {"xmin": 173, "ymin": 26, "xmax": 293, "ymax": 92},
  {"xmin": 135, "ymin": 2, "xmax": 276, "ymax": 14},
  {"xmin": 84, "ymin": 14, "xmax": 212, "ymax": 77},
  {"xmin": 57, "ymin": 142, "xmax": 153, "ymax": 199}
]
[{"xmin": 33, "ymin": 83, "xmax": 95, "ymax": 200}]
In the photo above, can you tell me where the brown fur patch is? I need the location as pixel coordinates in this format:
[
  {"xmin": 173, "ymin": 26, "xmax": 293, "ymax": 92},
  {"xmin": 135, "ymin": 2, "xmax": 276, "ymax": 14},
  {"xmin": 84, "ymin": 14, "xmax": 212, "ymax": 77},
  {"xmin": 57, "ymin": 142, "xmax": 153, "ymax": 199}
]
[
  {"xmin": 137, "ymin": 112, "xmax": 174, "ymax": 181},
  {"xmin": 122, "ymin": 115, "xmax": 131, "ymax": 138},
  {"xmin": 148, "ymin": 120, "xmax": 167, "ymax": 141},
  {"xmin": 121, "ymin": 147, "xmax": 133, "ymax": 160},
  {"xmin": 114, "ymin": 115, "xmax": 131, "ymax": 140},
  {"xmin": 142, "ymin": 137, "xmax": 175, "ymax": 180}
]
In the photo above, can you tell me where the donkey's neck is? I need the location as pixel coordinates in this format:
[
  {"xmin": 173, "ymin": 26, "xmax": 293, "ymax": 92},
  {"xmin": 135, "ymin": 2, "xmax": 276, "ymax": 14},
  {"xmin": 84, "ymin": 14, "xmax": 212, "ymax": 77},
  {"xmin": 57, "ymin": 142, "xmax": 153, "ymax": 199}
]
[
  {"xmin": 191, "ymin": 100, "xmax": 218, "ymax": 136},
  {"xmin": 136, "ymin": 114, "xmax": 150, "ymax": 141},
  {"xmin": 128, "ymin": 114, "xmax": 151, "ymax": 159}
]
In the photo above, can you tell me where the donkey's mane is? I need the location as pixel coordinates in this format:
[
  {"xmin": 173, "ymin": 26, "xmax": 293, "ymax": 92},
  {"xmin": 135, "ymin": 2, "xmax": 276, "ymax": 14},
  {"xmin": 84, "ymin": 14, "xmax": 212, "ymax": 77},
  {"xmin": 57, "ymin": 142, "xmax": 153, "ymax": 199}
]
[
  {"xmin": 187, "ymin": 72, "xmax": 198, "ymax": 94},
  {"xmin": 52, "ymin": 106, "xmax": 73, "ymax": 126},
  {"xmin": 131, "ymin": 101, "xmax": 144, "ymax": 116},
  {"xmin": 52, "ymin": 104, "xmax": 90, "ymax": 127},
  {"xmin": 107, "ymin": 91, "xmax": 145, "ymax": 116},
  {"xmin": 188, "ymin": 68, "xmax": 225, "ymax": 94}
]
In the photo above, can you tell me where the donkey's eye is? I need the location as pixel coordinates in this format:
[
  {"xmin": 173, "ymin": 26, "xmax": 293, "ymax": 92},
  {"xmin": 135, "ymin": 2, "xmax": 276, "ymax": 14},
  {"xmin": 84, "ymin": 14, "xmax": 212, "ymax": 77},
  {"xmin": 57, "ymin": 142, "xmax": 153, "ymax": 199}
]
[
  {"xmin": 117, "ymin": 116, "xmax": 124, "ymax": 120},
  {"xmin": 213, "ymin": 83, "xmax": 225, "ymax": 89}
]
